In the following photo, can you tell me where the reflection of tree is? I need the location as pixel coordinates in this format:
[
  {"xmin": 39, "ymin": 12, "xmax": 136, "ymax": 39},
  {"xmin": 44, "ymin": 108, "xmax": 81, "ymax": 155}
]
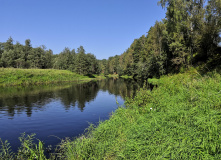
[
  {"xmin": 98, "ymin": 78, "xmax": 140, "ymax": 99},
  {"xmin": 57, "ymin": 82, "xmax": 99, "ymax": 111},
  {"xmin": 0, "ymin": 91, "xmax": 54, "ymax": 117},
  {"xmin": 0, "ymin": 79, "xmax": 141, "ymax": 117},
  {"xmin": 0, "ymin": 85, "xmax": 71, "ymax": 117}
]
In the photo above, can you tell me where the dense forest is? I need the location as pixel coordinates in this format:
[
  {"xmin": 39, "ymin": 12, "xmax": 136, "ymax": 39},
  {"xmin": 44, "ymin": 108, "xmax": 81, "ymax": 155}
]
[
  {"xmin": 0, "ymin": 39, "xmax": 100, "ymax": 75},
  {"xmin": 0, "ymin": 0, "xmax": 220, "ymax": 79},
  {"xmin": 103, "ymin": 0, "xmax": 221, "ymax": 79}
]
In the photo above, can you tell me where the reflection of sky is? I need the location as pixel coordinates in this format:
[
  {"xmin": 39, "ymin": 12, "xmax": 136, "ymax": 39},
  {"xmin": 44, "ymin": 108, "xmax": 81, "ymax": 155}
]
[{"xmin": 219, "ymin": 32, "xmax": 221, "ymax": 47}]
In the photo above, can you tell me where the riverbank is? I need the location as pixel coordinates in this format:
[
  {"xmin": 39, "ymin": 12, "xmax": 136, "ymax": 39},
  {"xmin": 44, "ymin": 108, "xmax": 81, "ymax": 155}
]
[
  {"xmin": 0, "ymin": 68, "xmax": 105, "ymax": 87},
  {"xmin": 57, "ymin": 69, "xmax": 221, "ymax": 159},
  {"xmin": 1, "ymin": 69, "xmax": 221, "ymax": 159},
  {"xmin": 106, "ymin": 74, "xmax": 119, "ymax": 78},
  {"xmin": 105, "ymin": 74, "xmax": 133, "ymax": 79}
]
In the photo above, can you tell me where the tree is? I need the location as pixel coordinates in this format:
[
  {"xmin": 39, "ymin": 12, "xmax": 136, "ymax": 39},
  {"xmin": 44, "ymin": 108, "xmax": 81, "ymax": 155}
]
[
  {"xmin": 14, "ymin": 41, "xmax": 25, "ymax": 68},
  {"xmin": 75, "ymin": 46, "xmax": 89, "ymax": 75},
  {"xmin": 53, "ymin": 47, "xmax": 74, "ymax": 70},
  {"xmin": 86, "ymin": 53, "xmax": 99, "ymax": 74},
  {"xmin": 4, "ymin": 37, "xmax": 13, "ymax": 51},
  {"xmin": 0, "ymin": 43, "xmax": 4, "ymax": 67},
  {"xmin": 197, "ymin": 0, "xmax": 221, "ymax": 63},
  {"xmin": 45, "ymin": 49, "xmax": 53, "ymax": 68},
  {"xmin": 1, "ymin": 50, "xmax": 17, "ymax": 67},
  {"xmin": 158, "ymin": 0, "xmax": 207, "ymax": 69}
]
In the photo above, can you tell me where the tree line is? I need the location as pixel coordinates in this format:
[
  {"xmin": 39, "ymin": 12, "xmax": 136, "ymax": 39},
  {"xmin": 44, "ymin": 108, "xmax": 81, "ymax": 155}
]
[
  {"xmin": 0, "ymin": 38, "xmax": 100, "ymax": 75},
  {"xmin": 101, "ymin": 0, "xmax": 221, "ymax": 79},
  {"xmin": 0, "ymin": 0, "xmax": 220, "ymax": 78}
]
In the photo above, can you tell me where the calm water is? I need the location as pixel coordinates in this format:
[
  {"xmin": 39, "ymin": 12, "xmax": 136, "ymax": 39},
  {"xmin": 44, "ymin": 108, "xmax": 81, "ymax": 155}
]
[{"xmin": 0, "ymin": 78, "xmax": 139, "ymax": 152}]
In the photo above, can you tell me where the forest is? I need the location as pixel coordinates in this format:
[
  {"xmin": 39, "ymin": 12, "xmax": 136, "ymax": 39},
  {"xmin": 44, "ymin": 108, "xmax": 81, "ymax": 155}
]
[
  {"xmin": 0, "ymin": 39, "xmax": 100, "ymax": 76},
  {"xmin": 103, "ymin": 0, "xmax": 221, "ymax": 78},
  {"xmin": 0, "ymin": 0, "xmax": 220, "ymax": 79}
]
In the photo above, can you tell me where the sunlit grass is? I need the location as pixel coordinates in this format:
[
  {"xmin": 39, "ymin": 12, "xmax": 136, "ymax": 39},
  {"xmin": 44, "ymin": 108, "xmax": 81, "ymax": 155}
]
[
  {"xmin": 0, "ymin": 68, "xmax": 96, "ymax": 87},
  {"xmin": 57, "ymin": 69, "xmax": 221, "ymax": 159},
  {"xmin": 120, "ymin": 75, "xmax": 133, "ymax": 79},
  {"xmin": 106, "ymin": 74, "xmax": 119, "ymax": 78}
]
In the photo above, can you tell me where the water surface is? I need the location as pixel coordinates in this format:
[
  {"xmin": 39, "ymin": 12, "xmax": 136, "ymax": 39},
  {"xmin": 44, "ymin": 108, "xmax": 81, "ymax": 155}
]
[{"xmin": 0, "ymin": 78, "xmax": 139, "ymax": 152}]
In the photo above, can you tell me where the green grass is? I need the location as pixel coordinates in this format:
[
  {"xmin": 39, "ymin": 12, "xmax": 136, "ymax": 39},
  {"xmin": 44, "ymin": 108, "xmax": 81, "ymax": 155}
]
[
  {"xmin": 57, "ymin": 69, "xmax": 221, "ymax": 159},
  {"xmin": 0, "ymin": 133, "xmax": 47, "ymax": 160},
  {"xmin": 1, "ymin": 69, "xmax": 221, "ymax": 159},
  {"xmin": 106, "ymin": 74, "xmax": 119, "ymax": 78},
  {"xmin": 0, "ymin": 68, "xmax": 98, "ymax": 87}
]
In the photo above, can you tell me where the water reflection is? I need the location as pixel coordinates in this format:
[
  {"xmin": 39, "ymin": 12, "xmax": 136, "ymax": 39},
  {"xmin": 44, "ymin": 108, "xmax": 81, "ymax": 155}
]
[
  {"xmin": 0, "ymin": 78, "xmax": 140, "ymax": 118},
  {"xmin": 0, "ymin": 78, "xmax": 142, "ymax": 153}
]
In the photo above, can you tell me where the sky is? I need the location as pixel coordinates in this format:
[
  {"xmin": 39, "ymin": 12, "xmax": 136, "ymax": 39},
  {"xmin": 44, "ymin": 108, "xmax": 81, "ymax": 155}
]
[{"xmin": 0, "ymin": 0, "xmax": 166, "ymax": 60}]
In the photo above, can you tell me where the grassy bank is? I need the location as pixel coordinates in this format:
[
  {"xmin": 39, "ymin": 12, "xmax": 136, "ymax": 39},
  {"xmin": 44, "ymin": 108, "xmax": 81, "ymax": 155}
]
[
  {"xmin": 1, "ymin": 69, "xmax": 221, "ymax": 159},
  {"xmin": 57, "ymin": 69, "xmax": 221, "ymax": 159},
  {"xmin": 106, "ymin": 74, "xmax": 119, "ymax": 78},
  {"xmin": 0, "ymin": 68, "xmax": 100, "ymax": 87}
]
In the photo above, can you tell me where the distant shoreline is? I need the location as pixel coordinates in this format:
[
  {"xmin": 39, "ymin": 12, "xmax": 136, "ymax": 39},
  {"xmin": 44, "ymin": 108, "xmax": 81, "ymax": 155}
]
[{"xmin": 0, "ymin": 68, "xmax": 105, "ymax": 87}]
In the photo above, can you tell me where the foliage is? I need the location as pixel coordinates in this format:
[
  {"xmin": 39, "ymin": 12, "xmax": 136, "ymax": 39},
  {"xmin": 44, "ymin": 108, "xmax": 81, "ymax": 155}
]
[
  {"xmin": 0, "ymin": 139, "xmax": 14, "ymax": 160},
  {"xmin": 17, "ymin": 133, "xmax": 47, "ymax": 160},
  {"xmin": 0, "ymin": 39, "xmax": 100, "ymax": 76},
  {"xmin": 98, "ymin": 0, "xmax": 221, "ymax": 78},
  {"xmin": 1, "ymin": 0, "xmax": 220, "ymax": 78},
  {"xmin": 0, "ymin": 133, "xmax": 47, "ymax": 160}
]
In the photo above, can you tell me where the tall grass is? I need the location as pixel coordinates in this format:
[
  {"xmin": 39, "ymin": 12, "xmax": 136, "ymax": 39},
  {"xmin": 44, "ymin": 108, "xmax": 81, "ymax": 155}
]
[
  {"xmin": 0, "ymin": 133, "xmax": 47, "ymax": 160},
  {"xmin": 57, "ymin": 69, "xmax": 221, "ymax": 159},
  {"xmin": 1, "ymin": 69, "xmax": 221, "ymax": 159},
  {"xmin": 0, "ymin": 68, "xmax": 95, "ymax": 87}
]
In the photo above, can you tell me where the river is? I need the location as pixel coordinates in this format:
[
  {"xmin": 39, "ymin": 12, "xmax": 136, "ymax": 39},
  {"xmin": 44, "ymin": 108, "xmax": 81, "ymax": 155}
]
[{"xmin": 0, "ymin": 78, "xmax": 140, "ymax": 153}]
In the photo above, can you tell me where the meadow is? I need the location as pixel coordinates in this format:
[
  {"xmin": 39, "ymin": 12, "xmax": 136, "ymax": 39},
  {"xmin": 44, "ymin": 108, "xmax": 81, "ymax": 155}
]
[
  {"xmin": 0, "ymin": 68, "xmax": 99, "ymax": 87},
  {"xmin": 1, "ymin": 69, "xmax": 221, "ymax": 159}
]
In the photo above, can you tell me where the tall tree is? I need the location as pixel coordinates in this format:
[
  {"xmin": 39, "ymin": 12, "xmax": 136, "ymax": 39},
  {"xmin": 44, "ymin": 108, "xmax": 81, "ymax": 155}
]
[
  {"xmin": 4, "ymin": 37, "xmax": 14, "ymax": 51},
  {"xmin": 198, "ymin": 0, "xmax": 221, "ymax": 63},
  {"xmin": 75, "ymin": 46, "xmax": 88, "ymax": 75}
]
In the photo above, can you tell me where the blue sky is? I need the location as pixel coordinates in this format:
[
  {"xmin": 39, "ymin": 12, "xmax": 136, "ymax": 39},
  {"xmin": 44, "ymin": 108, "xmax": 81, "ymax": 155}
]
[{"xmin": 0, "ymin": 0, "xmax": 166, "ymax": 60}]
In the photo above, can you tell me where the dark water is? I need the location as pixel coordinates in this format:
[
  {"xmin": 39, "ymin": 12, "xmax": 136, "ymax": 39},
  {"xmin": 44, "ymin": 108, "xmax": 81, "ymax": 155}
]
[{"xmin": 0, "ymin": 78, "xmax": 140, "ymax": 152}]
